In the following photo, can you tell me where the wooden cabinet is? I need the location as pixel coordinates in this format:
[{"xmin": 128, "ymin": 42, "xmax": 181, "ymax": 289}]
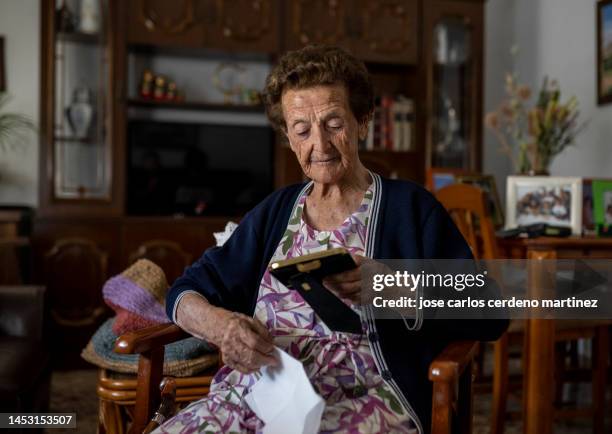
[
  {"xmin": 126, "ymin": 0, "xmax": 210, "ymax": 48},
  {"xmin": 284, "ymin": 0, "xmax": 418, "ymax": 64},
  {"xmin": 126, "ymin": 0, "xmax": 279, "ymax": 52},
  {"xmin": 352, "ymin": 0, "xmax": 418, "ymax": 64},
  {"xmin": 39, "ymin": 0, "xmax": 124, "ymax": 217},
  {"xmin": 284, "ymin": 0, "xmax": 351, "ymax": 51},
  {"xmin": 423, "ymin": 0, "xmax": 484, "ymax": 171},
  {"xmin": 31, "ymin": 216, "xmax": 228, "ymax": 363},
  {"xmin": 208, "ymin": 0, "xmax": 279, "ymax": 53}
]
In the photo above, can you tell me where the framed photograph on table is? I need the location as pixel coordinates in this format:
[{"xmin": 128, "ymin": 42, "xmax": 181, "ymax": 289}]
[
  {"xmin": 592, "ymin": 179, "xmax": 612, "ymax": 235},
  {"xmin": 456, "ymin": 174, "xmax": 504, "ymax": 228},
  {"xmin": 505, "ymin": 176, "xmax": 582, "ymax": 235},
  {"xmin": 597, "ymin": 0, "xmax": 612, "ymax": 105}
]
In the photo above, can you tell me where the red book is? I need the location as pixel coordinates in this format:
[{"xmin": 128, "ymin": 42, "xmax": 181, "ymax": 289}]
[{"xmin": 380, "ymin": 95, "xmax": 394, "ymax": 150}]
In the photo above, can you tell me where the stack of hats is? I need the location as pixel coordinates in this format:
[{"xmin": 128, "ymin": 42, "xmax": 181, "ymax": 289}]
[
  {"xmin": 81, "ymin": 259, "xmax": 217, "ymax": 376},
  {"xmin": 103, "ymin": 259, "xmax": 171, "ymax": 335}
]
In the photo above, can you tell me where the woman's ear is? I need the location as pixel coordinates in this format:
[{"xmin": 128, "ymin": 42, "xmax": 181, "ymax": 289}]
[{"xmin": 358, "ymin": 115, "xmax": 371, "ymax": 141}]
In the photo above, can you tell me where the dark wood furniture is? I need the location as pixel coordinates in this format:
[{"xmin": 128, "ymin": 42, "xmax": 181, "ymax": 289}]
[
  {"xmin": 114, "ymin": 323, "xmax": 478, "ymax": 434},
  {"xmin": 43, "ymin": 238, "xmax": 109, "ymax": 366},
  {"xmin": 0, "ymin": 285, "xmax": 50, "ymax": 413},
  {"xmin": 0, "ymin": 208, "xmax": 33, "ymax": 285},
  {"xmin": 496, "ymin": 237, "xmax": 612, "ymax": 434}
]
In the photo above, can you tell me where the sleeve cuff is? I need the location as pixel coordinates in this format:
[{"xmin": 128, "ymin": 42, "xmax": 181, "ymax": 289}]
[{"xmin": 171, "ymin": 290, "xmax": 207, "ymax": 324}]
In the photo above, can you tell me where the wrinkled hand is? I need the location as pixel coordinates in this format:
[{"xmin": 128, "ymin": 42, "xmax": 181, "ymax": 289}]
[
  {"xmin": 322, "ymin": 254, "xmax": 394, "ymax": 305},
  {"xmin": 322, "ymin": 254, "xmax": 368, "ymax": 305},
  {"xmin": 218, "ymin": 311, "xmax": 278, "ymax": 374}
]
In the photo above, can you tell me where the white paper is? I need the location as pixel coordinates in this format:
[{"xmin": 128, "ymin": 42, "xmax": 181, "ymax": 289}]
[
  {"xmin": 213, "ymin": 221, "xmax": 239, "ymax": 247},
  {"xmin": 244, "ymin": 348, "xmax": 325, "ymax": 434}
]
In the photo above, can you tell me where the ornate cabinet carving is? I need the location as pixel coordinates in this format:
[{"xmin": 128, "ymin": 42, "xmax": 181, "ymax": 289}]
[
  {"xmin": 285, "ymin": 0, "xmax": 417, "ymax": 64},
  {"xmin": 127, "ymin": 0, "xmax": 209, "ymax": 47},
  {"xmin": 354, "ymin": 0, "xmax": 418, "ymax": 64},
  {"xmin": 127, "ymin": 0, "xmax": 278, "ymax": 52},
  {"xmin": 284, "ymin": 0, "xmax": 350, "ymax": 51},
  {"xmin": 210, "ymin": 0, "xmax": 279, "ymax": 52}
]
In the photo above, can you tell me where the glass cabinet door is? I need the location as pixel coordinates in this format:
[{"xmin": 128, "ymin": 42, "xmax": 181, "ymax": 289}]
[
  {"xmin": 52, "ymin": 0, "xmax": 111, "ymax": 200},
  {"xmin": 425, "ymin": 1, "xmax": 483, "ymax": 170}
]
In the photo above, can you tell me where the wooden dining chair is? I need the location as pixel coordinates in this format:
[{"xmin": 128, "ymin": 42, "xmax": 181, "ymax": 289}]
[
  {"xmin": 114, "ymin": 324, "xmax": 478, "ymax": 434},
  {"xmin": 435, "ymin": 183, "xmax": 499, "ymax": 261},
  {"xmin": 435, "ymin": 183, "xmax": 510, "ymax": 426}
]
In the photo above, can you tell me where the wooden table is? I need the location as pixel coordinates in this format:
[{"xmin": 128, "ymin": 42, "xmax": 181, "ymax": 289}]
[{"xmin": 498, "ymin": 236, "xmax": 612, "ymax": 434}]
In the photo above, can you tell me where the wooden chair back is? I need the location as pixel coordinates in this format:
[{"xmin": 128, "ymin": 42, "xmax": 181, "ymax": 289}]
[
  {"xmin": 129, "ymin": 240, "xmax": 192, "ymax": 284},
  {"xmin": 44, "ymin": 238, "xmax": 108, "ymax": 327},
  {"xmin": 436, "ymin": 184, "xmax": 499, "ymax": 260}
]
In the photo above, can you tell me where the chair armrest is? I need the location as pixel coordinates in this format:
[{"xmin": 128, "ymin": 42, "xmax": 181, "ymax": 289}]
[
  {"xmin": 429, "ymin": 341, "xmax": 479, "ymax": 383},
  {"xmin": 114, "ymin": 323, "xmax": 188, "ymax": 355},
  {"xmin": 429, "ymin": 341, "xmax": 479, "ymax": 434}
]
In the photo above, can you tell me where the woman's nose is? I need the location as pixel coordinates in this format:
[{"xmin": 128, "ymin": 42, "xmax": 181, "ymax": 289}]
[{"xmin": 311, "ymin": 125, "xmax": 332, "ymax": 152}]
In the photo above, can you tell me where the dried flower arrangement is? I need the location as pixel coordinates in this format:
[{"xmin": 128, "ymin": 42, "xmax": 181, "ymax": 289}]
[{"xmin": 485, "ymin": 73, "xmax": 587, "ymax": 175}]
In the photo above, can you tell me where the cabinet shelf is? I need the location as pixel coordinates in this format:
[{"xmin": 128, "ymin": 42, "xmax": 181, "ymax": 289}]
[
  {"xmin": 57, "ymin": 31, "xmax": 100, "ymax": 45},
  {"xmin": 126, "ymin": 98, "xmax": 265, "ymax": 113},
  {"xmin": 53, "ymin": 136, "xmax": 96, "ymax": 144}
]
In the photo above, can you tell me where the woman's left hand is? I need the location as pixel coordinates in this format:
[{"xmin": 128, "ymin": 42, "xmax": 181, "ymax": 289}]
[{"xmin": 322, "ymin": 254, "xmax": 370, "ymax": 305}]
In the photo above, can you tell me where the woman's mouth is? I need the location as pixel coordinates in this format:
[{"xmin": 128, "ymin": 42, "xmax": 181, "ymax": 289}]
[{"xmin": 310, "ymin": 156, "xmax": 340, "ymax": 164}]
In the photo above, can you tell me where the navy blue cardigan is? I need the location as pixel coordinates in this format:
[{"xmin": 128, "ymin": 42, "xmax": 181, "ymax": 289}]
[{"xmin": 167, "ymin": 176, "xmax": 508, "ymax": 433}]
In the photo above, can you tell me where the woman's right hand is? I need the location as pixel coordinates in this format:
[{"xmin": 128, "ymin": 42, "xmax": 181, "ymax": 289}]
[
  {"xmin": 217, "ymin": 311, "xmax": 278, "ymax": 374},
  {"xmin": 175, "ymin": 293, "xmax": 278, "ymax": 375}
]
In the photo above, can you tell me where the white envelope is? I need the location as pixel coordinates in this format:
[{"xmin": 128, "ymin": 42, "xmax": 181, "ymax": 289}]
[{"xmin": 244, "ymin": 348, "xmax": 325, "ymax": 434}]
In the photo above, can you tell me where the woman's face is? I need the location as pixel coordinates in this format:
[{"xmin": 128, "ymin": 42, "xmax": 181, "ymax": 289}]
[{"xmin": 281, "ymin": 84, "xmax": 367, "ymax": 185}]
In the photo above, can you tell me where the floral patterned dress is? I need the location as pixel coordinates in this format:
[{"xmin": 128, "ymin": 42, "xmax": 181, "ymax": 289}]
[{"xmin": 156, "ymin": 181, "xmax": 417, "ymax": 434}]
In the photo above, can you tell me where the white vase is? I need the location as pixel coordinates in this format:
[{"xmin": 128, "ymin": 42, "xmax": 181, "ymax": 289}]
[
  {"xmin": 66, "ymin": 87, "xmax": 94, "ymax": 139},
  {"xmin": 80, "ymin": 0, "xmax": 100, "ymax": 34}
]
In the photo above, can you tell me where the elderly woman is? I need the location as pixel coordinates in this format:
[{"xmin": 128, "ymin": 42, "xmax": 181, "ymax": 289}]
[{"xmin": 159, "ymin": 46, "xmax": 506, "ymax": 434}]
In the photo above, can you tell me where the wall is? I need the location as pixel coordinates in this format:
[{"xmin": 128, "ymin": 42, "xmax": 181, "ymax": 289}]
[
  {"xmin": 483, "ymin": 0, "xmax": 516, "ymax": 201},
  {"xmin": 0, "ymin": 0, "xmax": 39, "ymax": 207},
  {"xmin": 516, "ymin": 0, "xmax": 612, "ymax": 178},
  {"xmin": 484, "ymin": 0, "xmax": 612, "ymax": 200}
]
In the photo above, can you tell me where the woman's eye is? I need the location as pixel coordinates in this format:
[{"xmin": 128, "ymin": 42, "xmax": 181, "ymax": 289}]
[
  {"xmin": 327, "ymin": 120, "xmax": 343, "ymax": 130},
  {"xmin": 295, "ymin": 129, "xmax": 309, "ymax": 137}
]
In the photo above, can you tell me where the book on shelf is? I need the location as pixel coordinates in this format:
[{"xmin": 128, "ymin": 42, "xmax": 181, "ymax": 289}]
[{"xmin": 360, "ymin": 94, "xmax": 415, "ymax": 152}]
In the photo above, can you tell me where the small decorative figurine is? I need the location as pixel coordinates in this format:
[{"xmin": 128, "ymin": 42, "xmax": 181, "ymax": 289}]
[
  {"xmin": 166, "ymin": 81, "xmax": 178, "ymax": 101},
  {"xmin": 80, "ymin": 0, "xmax": 100, "ymax": 34},
  {"xmin": 66, "ymin": 87, "xmax": 94, "ymax": 139},
  {"xmin": 213, "ymin": 62, "xmax": 246, "ymax": 104},
  {"xmin": 139, "ymin": 69, "xmax": 154, "ymax": 99},
  {"xmin": 153, "ymin": 75, "xmax": 166, "ymax": 100}
]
